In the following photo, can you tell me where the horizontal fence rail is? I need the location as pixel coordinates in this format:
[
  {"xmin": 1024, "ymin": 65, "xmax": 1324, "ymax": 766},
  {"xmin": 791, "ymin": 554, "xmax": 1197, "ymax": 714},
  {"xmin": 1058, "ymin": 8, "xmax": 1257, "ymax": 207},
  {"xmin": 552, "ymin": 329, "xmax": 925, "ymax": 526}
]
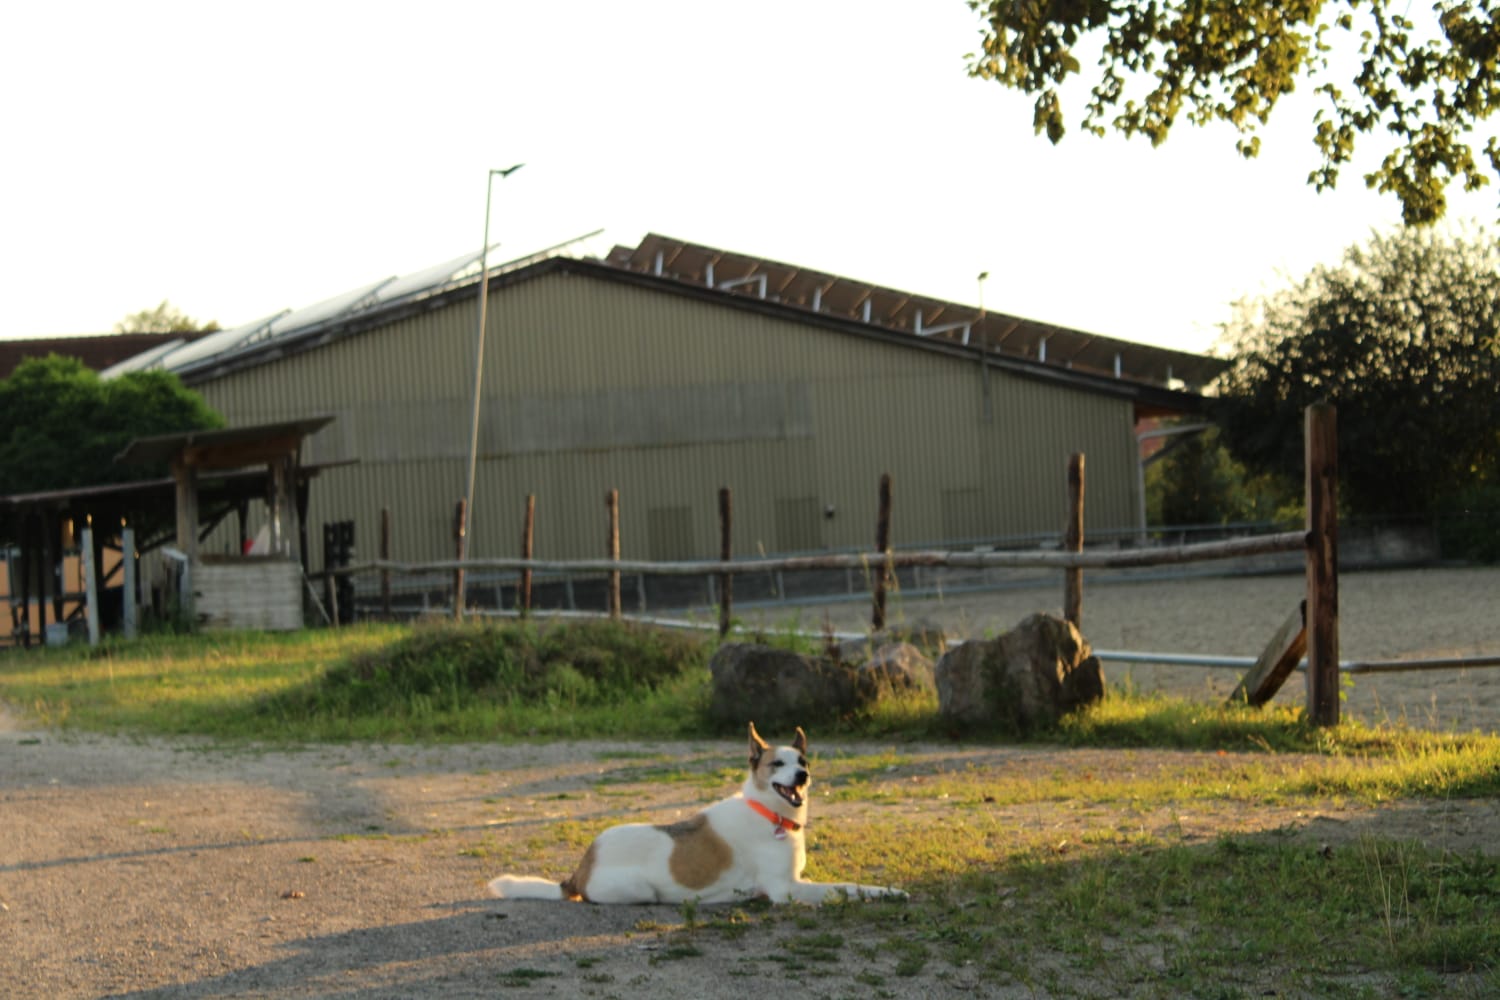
[
  {"xmin": 326, "ymin": 530, "xmax": 1309, "ymax": 581},
  {"xmin": 1096, "ymin": 649, "xmax": 1500, "ymax": 675}
]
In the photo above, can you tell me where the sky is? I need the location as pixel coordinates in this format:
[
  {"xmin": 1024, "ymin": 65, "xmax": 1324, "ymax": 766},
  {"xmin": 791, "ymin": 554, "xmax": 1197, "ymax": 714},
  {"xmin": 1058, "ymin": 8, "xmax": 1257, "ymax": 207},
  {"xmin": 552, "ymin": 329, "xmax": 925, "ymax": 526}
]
[{"xmin": 3, "ymin": 1, "xmax": 1496, "ymax": 357}]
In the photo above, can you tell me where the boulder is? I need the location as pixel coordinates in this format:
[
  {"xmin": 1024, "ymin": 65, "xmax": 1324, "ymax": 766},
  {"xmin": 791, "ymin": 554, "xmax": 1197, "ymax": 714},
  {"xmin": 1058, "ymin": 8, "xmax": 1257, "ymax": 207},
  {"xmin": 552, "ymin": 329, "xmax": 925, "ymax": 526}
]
[
  {"xmin": 836, "ymin": 620, "xmax": 947, "ymax": 659},
  {"xmin": 856, "ymin": 641, "xmax": 934, "ymax": 692},
  {"xmin": 934, "ymin": 613, "xmax": 1105, "ymax": 732},
  {"xmin": 708, "ymin": 640, "xmax": 929, "ymax": 728}
]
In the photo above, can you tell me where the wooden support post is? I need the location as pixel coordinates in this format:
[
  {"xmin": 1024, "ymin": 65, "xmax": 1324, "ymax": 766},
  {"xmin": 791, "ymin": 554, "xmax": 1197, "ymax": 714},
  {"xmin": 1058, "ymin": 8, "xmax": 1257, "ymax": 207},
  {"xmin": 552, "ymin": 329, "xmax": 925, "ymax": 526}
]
[
  {"xmin": 81, "ymin": 525, "xmax": 99, "ymax": 647},
  {"xmin": 452, "ymin": 499, "xmax": 467, "ymax": 620},
  {"xmin": 172, "ymin": 459, "xmax": 199, "ymax": 562},
  {"xmin": 520, "ymin": 494, "xmax": 535, "ymax": 616},
  {"xmin": 18, "ymin": 518, "xmax": 34, "ymax": 647},
  {"xmin": 122, "ymin": 527, "xmax": 137, "ymax": 640},
  {"xmin": 380, "ymin": 508, "xmax": 392, "ymax": 620},
  {"xmin": 1064, "ymin": 453, "xmax": 1085, "ymax": 627},
  {"xmin": 606, "ymin": 489, "xmax": 621, "ymax": 619},
  {"xmin": 872, "ymin": 473, "xmax": 893, "ymax": 631},
  {"xmin": 327, "ymin": 561, "xmax": 340, "ymax": 628},
  {"xmin": 1228, "ymin": 601, "xmax": 1306, "ymax": 706},
  {"xmin": 43, "ymin": 513, "xmax": 60, "ymax": 633},
  {"xmin": 322, "ymin": 523, "xmax": 337, "ymax": 627},
  {"xmin": 1305, "ymin": 403, "xmax": 1340, "ymax": 726},
  {"xmin": 718, "ymin": 487, "xmax": 733, "ymax": 637}
]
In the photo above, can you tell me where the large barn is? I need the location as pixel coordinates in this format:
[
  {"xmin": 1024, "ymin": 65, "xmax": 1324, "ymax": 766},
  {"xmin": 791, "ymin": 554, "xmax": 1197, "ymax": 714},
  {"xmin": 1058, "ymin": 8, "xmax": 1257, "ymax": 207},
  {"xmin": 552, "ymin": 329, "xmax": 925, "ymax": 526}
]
[{"xmin": 105, "ymin": 233, "xmax": 1221, "ymax": 608}]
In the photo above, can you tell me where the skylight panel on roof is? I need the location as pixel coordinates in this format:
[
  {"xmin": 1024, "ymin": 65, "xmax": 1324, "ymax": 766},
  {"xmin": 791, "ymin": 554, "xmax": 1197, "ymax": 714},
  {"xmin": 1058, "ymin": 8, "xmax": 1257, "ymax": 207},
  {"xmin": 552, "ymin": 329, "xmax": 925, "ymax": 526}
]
[{"xmin": 157, "ymin": 311, "xmax": 289, "ymax": 372}]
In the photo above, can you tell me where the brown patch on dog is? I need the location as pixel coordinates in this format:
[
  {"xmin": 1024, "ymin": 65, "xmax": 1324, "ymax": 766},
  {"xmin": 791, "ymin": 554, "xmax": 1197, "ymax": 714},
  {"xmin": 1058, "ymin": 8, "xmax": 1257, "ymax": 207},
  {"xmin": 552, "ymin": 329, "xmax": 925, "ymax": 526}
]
[
  {"xmin": 560, "ymin": 841, "xmax": 598, "ymax": 902},
  {"xmin": 660, "ymin": 814, "xmax": 732, "ymax": 890}
]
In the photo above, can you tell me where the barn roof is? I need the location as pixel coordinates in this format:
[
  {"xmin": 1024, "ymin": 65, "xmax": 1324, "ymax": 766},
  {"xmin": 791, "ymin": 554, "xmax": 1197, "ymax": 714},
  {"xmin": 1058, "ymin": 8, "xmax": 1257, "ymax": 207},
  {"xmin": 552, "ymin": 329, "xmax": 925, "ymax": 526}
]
[
  {"xmin": 0, "ymin": 332, "xmax": 208, "ymax": 379},
  {"xmin": 606, "ymin": 234, "xmax": 1227, "ymax": 390},
  {"xmin": 100, "ymin": 233, "xmax": 1223, "ymax": 416}
]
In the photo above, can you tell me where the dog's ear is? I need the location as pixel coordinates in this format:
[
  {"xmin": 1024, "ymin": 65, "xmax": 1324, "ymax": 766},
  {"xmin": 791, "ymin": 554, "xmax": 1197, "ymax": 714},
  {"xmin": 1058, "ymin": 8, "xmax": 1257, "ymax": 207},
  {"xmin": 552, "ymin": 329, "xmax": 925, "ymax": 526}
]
[
  {"xmin": 749, "ymin": 721, "xmax": 769, "ymax": 767},
  {"xmin": 792, "ymin": 726, "xmax": 808, "ymax": 755}
]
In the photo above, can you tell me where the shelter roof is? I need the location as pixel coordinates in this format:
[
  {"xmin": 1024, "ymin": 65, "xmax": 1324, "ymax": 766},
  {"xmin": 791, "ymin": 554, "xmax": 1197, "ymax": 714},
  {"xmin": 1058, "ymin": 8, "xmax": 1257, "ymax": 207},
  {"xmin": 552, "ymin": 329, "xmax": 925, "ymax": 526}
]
[{"xmin": 114, "ymin": 416, "xmax": 336, "ymax": 470}]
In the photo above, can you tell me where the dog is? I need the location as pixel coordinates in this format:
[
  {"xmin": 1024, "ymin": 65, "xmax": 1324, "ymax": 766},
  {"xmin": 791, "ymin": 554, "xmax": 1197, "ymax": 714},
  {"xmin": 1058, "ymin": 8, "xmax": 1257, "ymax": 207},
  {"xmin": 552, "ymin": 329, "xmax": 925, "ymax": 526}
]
[{"xmin": 487, "ymin": 723, "xmax": 906, "ymax": 905}]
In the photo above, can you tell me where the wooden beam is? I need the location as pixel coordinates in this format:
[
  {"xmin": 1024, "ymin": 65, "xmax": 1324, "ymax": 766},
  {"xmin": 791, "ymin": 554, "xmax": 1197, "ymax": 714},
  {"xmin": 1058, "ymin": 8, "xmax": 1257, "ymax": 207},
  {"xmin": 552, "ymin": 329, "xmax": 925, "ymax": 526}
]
[
  {"xmin": 178, "ymin": 431, "xmax": 304, "ymax": 471},
  {"xmin": 1305, "ymin": 403, "xmax": 1340, "ymax": 726},
  {"xmin": 872, "ymin": 473, "xmax": 892, "ymax": 631},
  {"xmin": 1064, "ymin": 453, "xmax": 1085, "ymax": 627},
  {"xmin": 1228, "ymin": 601, "xmax": 1306, "ymax": 707},
  {"xmin": 172, "ymin": 459, "xmax": 199, "ymax": 560}
]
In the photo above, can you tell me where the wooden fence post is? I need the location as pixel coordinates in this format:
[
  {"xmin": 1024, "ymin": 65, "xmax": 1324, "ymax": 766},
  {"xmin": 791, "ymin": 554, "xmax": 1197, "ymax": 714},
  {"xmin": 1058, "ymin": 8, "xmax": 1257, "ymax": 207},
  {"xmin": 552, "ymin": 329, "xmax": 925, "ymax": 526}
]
[
  {"xmin": 1064, "ymin": 453, "xmax": 1085, "ymax": 627},
  {"xmin": 452, "ymin": 499, "xmax": 467, "ymax": 620},
  {"xmin": 521, "ymin": 494, "xmax": 535, "ymax": 616},
  {"xmin": 606, "ymin": 489, "xmax": 621, "ymax": 619},
  {"xmin": 1305, "ymin": 403, "xmax": 1340, "ymax": 726},
  {"xmin": 718, "ymin": 487, "xmax": 733, "ymax": 637},
  {"xmin": 872, "ymin": 473, "xmax": 893, "ymax": 631},
  {"xmin": 380, "ymin": 507, "xmax": 392, "ymax": 619}
]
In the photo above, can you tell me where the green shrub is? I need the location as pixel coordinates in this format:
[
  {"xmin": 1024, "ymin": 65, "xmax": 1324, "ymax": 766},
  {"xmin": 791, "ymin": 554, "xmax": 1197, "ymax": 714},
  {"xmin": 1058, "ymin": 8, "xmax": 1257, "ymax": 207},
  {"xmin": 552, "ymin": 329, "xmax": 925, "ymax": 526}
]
[{"xmin": 288, "ymin": 618, "xmax": 710, "ymax": 716}]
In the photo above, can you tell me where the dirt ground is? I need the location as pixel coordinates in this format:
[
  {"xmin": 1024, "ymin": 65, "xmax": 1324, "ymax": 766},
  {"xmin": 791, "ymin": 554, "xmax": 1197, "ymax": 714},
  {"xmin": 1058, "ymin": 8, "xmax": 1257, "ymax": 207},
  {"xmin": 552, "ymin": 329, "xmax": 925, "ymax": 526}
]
[{"xmin": 1, "ymin": 566, "xmax": 1497, "ymax": 999}]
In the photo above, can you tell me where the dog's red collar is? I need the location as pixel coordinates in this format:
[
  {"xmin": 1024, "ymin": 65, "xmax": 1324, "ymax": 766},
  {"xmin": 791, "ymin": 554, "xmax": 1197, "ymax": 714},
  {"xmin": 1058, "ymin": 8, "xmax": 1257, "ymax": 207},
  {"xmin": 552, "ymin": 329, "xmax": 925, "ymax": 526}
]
[{"xmin": 746, "ymin": 798, "xmax": 802, "ymax": 833}]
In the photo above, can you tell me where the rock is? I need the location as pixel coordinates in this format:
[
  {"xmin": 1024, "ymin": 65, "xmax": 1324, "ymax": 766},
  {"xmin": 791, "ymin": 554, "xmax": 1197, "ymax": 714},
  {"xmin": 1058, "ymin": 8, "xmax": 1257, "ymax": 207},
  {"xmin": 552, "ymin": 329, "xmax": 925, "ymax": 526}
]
[
  {"xmin": 857, "ymin": 641, "xmax": 934, "ymax": 692},
  {"xmin": 834, "ymin": 619, "xmax": 946, "ymax": 667},
  {"xmin": 708, "ymin": 640, "xmax": 930, "ymax": 728},
  {"xmin": 934, "ymin": 613, "xmax": 1105, "ymax": 732},
  {"xmin": 708, "ymin": 643, "xmax": 862, "ymax": 728}
]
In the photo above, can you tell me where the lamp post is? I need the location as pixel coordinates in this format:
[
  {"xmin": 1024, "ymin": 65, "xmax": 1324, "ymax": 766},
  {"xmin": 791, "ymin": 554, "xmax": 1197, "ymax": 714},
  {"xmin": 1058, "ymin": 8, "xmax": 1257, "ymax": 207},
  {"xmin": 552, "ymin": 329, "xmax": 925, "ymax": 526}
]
[{"xmin": 459, "ymin": 163, "xmax": 524, "ymax": 616}]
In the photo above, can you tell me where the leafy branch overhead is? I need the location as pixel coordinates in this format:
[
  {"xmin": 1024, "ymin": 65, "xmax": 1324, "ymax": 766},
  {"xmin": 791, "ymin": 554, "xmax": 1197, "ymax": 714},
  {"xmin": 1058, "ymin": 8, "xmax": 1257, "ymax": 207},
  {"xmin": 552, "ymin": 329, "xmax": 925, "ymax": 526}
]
[{"xmin": 965, "ymin": 0, "xmax": 1500, "ymax": 224}]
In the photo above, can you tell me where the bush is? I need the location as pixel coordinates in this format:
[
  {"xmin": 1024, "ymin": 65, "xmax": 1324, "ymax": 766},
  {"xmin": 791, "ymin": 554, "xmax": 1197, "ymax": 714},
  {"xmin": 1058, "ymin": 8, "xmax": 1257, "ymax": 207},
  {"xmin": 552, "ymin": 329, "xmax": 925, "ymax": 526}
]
[
  {"xmin": 298, "ymin": 618, "xmax": 711, "ymax": 715},
  {"xmin": 1437, "ymin": 481, "xmax": 1500, "ymax": 564}
]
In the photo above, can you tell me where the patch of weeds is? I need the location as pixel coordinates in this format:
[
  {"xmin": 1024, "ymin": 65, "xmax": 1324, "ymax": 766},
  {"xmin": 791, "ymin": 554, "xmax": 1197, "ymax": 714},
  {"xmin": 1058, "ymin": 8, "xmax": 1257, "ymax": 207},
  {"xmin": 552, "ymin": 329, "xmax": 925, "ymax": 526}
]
[
  {"xmin": 498, "ymin": 967, "xmax": 557, "ymax": 988},
  {"xmin": 891, "ymin": 938, "xmax": 929, "ymax": 977},
  {"xmin": 700, "ymin": 906, "xmax": 759, "ymax": 940},
  {"xmin": 649, "ymin": 943, "xmax": 704, "ymax": 964},
  {"xmin": 634, "ymin": 918, "xmax": 674, "ymax": 933},
  {"xmin": 785, "ymin": 932, "xmax": 844, "ymax": 963},
  {"xmin": 678, "ymin": 897, "xmax": 699, "ymax": 930}
]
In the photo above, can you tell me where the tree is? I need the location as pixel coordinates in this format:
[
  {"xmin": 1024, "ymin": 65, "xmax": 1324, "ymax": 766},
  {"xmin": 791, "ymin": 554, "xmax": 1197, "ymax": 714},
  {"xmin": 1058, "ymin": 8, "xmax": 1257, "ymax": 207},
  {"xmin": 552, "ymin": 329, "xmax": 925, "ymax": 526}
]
[
  {"xmin": 965, "ymin": 1, "xmax": 1500, "ymax": 224},
  {"xmin": 0, "ymin": 354, "xmax": 224, "ymax": 497},
  {"xmin": 1213, "ymin": 225, "xmax": 1500, "ymax": 519},
  {"xmin": 1145, "ymin": 425, "xmax": 1296, "ymax": 526},
  {"xmin": 114, "ymin": 300, "xmax": 219, "ymax": 334}
]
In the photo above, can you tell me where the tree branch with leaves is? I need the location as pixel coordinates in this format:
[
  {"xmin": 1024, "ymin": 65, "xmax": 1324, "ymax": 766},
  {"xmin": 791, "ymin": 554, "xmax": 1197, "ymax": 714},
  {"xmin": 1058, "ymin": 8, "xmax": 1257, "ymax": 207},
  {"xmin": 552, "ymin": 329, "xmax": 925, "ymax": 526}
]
[{"xmin": 965, "ymin": 0, "xmax": 1500, "ymax": 223}]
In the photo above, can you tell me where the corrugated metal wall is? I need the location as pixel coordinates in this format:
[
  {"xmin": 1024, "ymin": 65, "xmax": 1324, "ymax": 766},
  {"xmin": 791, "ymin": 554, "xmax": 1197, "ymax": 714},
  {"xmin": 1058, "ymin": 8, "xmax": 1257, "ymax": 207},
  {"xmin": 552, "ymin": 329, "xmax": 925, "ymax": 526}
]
[{"xmin": 192, "ymin": 270, "xmax": 1140, "ymax": 567}]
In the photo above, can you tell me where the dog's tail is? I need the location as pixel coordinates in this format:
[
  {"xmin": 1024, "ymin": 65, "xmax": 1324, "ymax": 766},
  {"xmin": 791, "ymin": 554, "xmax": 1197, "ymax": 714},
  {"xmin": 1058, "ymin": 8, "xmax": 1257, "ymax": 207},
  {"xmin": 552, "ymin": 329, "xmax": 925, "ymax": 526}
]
[{"xmin": 487, "ymin": 874, "xmax": 568, "ymax": 901}]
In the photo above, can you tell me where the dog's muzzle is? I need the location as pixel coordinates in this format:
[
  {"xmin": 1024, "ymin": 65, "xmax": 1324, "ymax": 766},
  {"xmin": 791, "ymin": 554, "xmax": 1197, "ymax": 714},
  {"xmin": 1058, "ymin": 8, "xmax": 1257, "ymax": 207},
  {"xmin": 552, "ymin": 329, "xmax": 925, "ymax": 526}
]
[{"xmin": 773, "ymin": 771, "xmax": 808, "ymax": 808}]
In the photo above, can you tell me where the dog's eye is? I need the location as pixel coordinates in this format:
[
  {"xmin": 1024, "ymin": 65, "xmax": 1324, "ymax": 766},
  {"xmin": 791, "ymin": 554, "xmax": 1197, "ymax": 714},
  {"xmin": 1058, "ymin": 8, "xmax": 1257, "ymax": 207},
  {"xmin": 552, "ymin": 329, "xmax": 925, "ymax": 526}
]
[{"xmin": 770, "ymin": 760, "xmax": 783, "ymax": 769}]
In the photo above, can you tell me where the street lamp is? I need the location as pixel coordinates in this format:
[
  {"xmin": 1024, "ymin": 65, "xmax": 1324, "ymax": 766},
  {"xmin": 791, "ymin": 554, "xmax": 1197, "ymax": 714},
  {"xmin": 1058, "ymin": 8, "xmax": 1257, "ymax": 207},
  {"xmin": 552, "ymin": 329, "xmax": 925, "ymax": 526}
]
[{"xmin": 459, "ymin": 163, "xmax": 524, "ymax": 615}]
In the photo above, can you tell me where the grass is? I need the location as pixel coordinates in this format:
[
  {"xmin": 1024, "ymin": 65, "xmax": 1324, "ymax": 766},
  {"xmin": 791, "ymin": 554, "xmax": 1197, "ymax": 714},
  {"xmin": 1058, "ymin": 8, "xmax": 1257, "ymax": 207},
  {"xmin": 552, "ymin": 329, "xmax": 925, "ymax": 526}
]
[{"xmin": 3, "ymin": 618, "xmax": 1498, "ymax": 996}]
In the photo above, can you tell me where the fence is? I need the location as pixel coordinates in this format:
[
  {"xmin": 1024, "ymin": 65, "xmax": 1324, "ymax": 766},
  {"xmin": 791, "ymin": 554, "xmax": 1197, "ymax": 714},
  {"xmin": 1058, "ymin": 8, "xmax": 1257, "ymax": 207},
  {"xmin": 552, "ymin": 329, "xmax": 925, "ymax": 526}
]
[{"xmin": 325, "ymin": 404, "xmax": 1380, "ymax": 724}]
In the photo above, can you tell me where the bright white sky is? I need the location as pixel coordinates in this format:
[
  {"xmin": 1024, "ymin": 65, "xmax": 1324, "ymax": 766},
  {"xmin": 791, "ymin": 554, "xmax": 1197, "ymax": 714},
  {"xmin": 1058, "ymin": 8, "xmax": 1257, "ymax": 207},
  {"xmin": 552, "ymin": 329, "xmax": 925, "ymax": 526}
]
[{"xmin": 3, "ymin": 1, "xmax": 1495, "ymax": 355}]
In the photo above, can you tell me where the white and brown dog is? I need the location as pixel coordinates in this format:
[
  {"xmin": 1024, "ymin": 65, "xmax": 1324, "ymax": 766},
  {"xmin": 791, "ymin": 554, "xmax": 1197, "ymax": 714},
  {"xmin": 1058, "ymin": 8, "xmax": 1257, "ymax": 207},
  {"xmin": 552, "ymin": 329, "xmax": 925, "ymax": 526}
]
[{"xmin": 487, "ymin": 723, "xmax": 905, "ymax": 905}]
